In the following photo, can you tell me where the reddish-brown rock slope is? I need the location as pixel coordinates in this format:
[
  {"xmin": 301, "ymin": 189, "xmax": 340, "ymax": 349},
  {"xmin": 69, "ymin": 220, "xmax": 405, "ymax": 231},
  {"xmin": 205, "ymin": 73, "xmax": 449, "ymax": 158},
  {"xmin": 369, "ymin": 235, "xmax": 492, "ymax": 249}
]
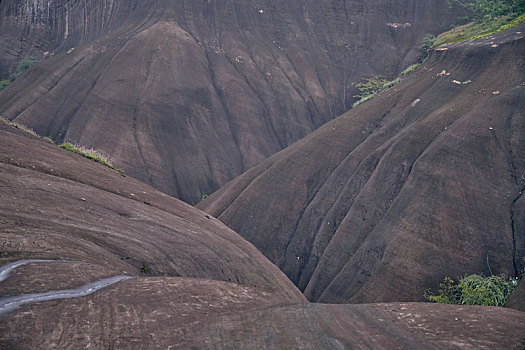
[
  {"xmin": 0, "ymin": 122, "xmax": 304, "ymax": 301},
  {"xmin": 1, "ymin": 119, "xmax": 524, "ymax": 349},
  {"xmin": 2, "ymin": 278, "xmax": 524, "ymax": 349},
  {"xmin": 0, "ymin": 0, "xmax": 458, "ymax": 203},
  {"xmin": 199, "ymin": 23, "xmax": 525, "ymax": 304},
  {"xmin": 506, "ymin": 279, "xmax": 525, "ymax": 312}
]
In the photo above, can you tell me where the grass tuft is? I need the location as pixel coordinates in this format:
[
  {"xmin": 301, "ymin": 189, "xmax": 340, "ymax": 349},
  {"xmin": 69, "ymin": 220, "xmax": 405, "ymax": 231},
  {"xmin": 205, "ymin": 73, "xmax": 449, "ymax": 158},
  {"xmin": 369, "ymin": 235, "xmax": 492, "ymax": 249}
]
[
  {"xmin": 352, "ymin": 77, "xmax": 400, "ymax": 107},
  {"xmin": 0, "ymin": 116, "xmax": 38, "ymax": 137},
  {"xmin": 59, "ymin": 142, "xmax": 116, "ymax": 170},
  {"xmin": 0, "ymin": 80, "xmax": 10, "ymax": 92},
  {"xmin": 400, "ymin": 63, "xmax": 421, "ymax": 76},
  {"xmin": 11, "ymin": 57, "xmax": 38, "ymax": 81},
  {"xmin": 1, "ymin": 117, "xmax": 125, "ymax": 174}
]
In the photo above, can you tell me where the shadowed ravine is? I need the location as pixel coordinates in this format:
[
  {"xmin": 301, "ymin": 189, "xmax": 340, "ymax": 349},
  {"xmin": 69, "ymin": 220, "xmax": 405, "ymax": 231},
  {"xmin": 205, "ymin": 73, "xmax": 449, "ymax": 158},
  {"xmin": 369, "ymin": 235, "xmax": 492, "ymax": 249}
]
[
  {"xmin": 0, "ymin": 1, "xmax": 524, "ymax": 348},
  {"xmin": 199, "ymin": 22, "xmax": 525, "ymax": 304},
  {"xmin": 0, "ymin": 99, "xmax": 524, "ymax": 348},
  {"xmin": 0, "ymin": 0, "xmax": 459, "ymax": 203}
]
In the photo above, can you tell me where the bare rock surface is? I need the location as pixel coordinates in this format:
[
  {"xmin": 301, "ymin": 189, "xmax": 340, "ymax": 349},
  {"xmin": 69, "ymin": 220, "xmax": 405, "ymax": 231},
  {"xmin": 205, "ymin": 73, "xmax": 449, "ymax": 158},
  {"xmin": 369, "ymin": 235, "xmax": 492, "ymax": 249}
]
[
  {"xmin": 0, "ymin": 117, "xmax": 524, "ymax": 349},
  {"xmin": 506, "ymin": 279, "xmax": 525, "ymax": 312},
  {"xmin": 0, "ymin": 0, "xmax": 457, "ymax": 202},
  {"xmin": 1, "ymin": 6, "xmax": 524, "ymax": 346},
  {"xmin": 199, "ymin": 24, "xmax": 525, "ymax": 303},
  {"xmin": 0, "ymin": 261, "xmax": 124, "ymax": 297},
  {"xmin": 1, "ymin": 277, "xmax": 524, "ymax": 349},
  {"xmin": 0, "ymin": 123, "xmax": 305, "ymax": 301}
]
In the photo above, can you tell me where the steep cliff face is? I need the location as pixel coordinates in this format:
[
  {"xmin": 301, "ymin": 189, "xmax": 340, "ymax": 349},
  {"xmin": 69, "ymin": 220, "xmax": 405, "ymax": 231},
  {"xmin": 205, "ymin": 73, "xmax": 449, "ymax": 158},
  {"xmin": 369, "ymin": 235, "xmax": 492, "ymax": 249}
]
[
  {"xmin": 0, "ymin": 0, "xmax": 457, "ymax": 202},
  {"xmin": 0, "ymin": 0, "xmax": 144, "ymax": 77},
  {"xmin": 199, "ymin": 23, "xmax": 525, "ymax": 303}
]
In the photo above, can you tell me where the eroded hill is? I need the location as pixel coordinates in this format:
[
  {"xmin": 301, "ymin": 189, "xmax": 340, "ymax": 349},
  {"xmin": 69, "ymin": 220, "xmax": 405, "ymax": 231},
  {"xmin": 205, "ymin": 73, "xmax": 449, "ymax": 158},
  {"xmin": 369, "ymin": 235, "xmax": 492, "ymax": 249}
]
[
  {"xmin": 0, "ymin": 122, "xmax": 304, "ymax": 301},
  {"xmin": 199, "ymin": 22, "xmax": 525, "ymax": 304},
  {"xmin": 0, "ymin": 0, "xmax": 458, "ymax": 202},
  {"xmin": 1, "ymin": 123, "xmax": 524, "ymax": 349}
]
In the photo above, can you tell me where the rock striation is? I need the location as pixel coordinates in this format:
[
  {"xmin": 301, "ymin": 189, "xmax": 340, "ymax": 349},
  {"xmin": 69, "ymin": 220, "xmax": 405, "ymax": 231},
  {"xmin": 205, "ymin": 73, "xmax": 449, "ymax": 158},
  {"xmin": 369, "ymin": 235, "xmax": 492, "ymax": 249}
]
[
  {"xmin": 0, "ymin": 122, "xmax": 304, "ymax": 301},
  {"xmin": 0, "ymin": 0, "xmax": 457, "ymax": 202},
  {"xmin": 0, "ymin": 105, "xmax": 524, "ymax": 350},
  {"xmin": 199, "ymin": 23, "xmax": 525, "ymax": 304}
]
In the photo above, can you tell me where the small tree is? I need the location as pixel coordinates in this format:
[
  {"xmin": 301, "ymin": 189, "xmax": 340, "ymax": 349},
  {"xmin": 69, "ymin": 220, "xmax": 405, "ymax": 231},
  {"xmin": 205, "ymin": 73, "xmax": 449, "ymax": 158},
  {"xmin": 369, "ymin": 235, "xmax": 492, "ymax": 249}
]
[
  {"xmin": 425, "ymin": 274, "xmax": 517, "ymax": 306},
  {"xmin": 425, "ymin": 276, "xmax": 460, "ymax": 304},
  {"xmin": 10, "ymin": 57, "xmax": 38, "ymax": 81},
  {"xmin": 447, "ymin": 0, "xmax": 525, "ymax": 22},
  {"xmin": 419, "ymin": 34, "xmax": 436, "ymax": 62},
  {"xmin": 352, "ymin": 75, "xmax": 390, "ymax": 100},
  {"xmin": 459, "ymin": 274, "xmax": 515, "ymax": 306}
]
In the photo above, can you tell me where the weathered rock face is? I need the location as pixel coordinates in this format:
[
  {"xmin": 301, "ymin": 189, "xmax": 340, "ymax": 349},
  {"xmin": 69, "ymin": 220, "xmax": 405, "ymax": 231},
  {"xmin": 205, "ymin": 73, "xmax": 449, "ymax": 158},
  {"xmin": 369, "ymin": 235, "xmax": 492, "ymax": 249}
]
[
  {"xmin": 0, "ymin": 122, "xmax": 305, "ymax": 301},
  {"xmin": 199, "ymin": 24, "xmax": 525, "ymax": 303},
  {"xmin": 506, "ymin": 279, "xmax": 525, "ymax": 312},
  {"xmin": 2, "ymin": 281, "xmax": 525, "ymax": 349},
  {"xmin": 0, "ymin": 0, "xmax": 144, "ymax": 77},
  {"xmin": 1, "ymin": 88, "xmax": 524, "ymax": 350},
  {"xmin": 0, "ymin": 0, "xmax": 457, "ymax": 202}
]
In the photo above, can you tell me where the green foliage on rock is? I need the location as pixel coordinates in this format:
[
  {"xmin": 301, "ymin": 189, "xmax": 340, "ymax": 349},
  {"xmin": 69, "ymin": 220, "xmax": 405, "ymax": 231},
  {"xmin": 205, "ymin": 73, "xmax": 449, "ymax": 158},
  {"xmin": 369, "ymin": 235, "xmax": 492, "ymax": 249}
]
[
  {"xmin": 426, "ymin": 276, "xmax": 461, "ymax": 304},
  {"xmin": 1, "ymin": 119, "xmax": 124, "ymax": 174},
  {"xmin": 352, "ymin": 76, "xmax": 400, "ymax": 107},
  {"xmin": 0, "ymin": 116, "xmax": 38, "ymax": 137},
  {"xmin": 425, "ymin": 274, "xmax": 518, "ymax": 306},
  {"xmin": 352, "ymin": 76, "xmax": 390, "ymax": 100},
  {"xmin": 448, "ymin": 0, "xmax": 525, "ymax": 22},
  {"xmin": 11, "ymin": 57, "xmax": 38, "ymax": 80},
  {"xmin": 400, "ymin": 63, "xmax": 421, "ymax": 76},
  {"xmin": 433, "ymin": 0, "xmax": 525, "ymax": 47},
  {"xmin": 419, "ymin": 34, "xmax": 437, "ymax": 62},
  {"xmin": 1, "ymin": 57, "xmax": 39, "ymax": 91},
  {"xmin": 0, "ymin": 79, "xmax": 10, "ymax": 91},
  {"xmin": 60, "ymin": 142, "xmax": 116, "ymax": 170},
  {"xmin": 140, "ymin": 264, "xmax": 150, "ymax": 274},
  {"xmin": 460, "ymin": 275, "xmax": 516, "ymax": 305}
]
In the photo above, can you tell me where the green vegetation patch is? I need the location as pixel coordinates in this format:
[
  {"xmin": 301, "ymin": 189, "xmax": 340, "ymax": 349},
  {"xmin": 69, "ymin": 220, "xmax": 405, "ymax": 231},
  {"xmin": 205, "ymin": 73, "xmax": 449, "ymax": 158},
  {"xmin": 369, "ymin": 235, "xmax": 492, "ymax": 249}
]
[
  {"xmin": 352, "ymin": 76, "xmax": 400, "ymax": 107},
  {"xmin": 433, "ymin": 0, "xmax": 525, "ymax": 47},
  {"xmin": 11, "ymin": 57, "xmax": 38, "ymax": 80},
  {"xmin": 419, "ymin": 34, "xmax": 437, "ymax": 62},
  {"xmin": 425, "ymin": 274, "xmax": 519, "ymax": 306},
  {"xmin": 1, "ymin": 118, "xmax": 124, "ymax": 174},
  {"xmin": 0, "ymin": 57, "xmax": 39, "ymax": 92},
  {"xmin": 60, "ymin": 142, "xmax": 116, "ymax": 170},
  {"xmin": 0, "ymin": 80, "xmax": 10, "ymax": 92},
  {"xmin": 0, "ymin": 116, "xmax": 38, "ymax": 137},
  {"xmin": 448, "ymin": 0, "xmax": 525, "ymax": 22},
  {"xmin": 433, "ymin": 12, "xmax": 525, "ymax": 47},
  {"xmin": 400, "ymin": 64, "xmax": 421, "ymax": 76},
  {"xmin": 140, "ymin": 264, "xmax": 150, "ymax": 274},
  {"xmin": 351, "ymin": 33, "xmax": 435, "ymax": 108},
  {"xmin": 353, "ymin": 0, "xmax": 525, "ymax": 109}
]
